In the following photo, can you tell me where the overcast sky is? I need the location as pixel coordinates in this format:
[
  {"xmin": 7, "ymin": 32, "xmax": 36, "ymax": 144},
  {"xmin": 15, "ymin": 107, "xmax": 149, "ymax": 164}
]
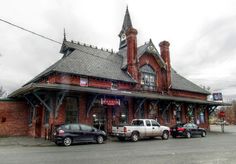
[{"xmin": 0, "ymin": 0, "xmax": 236, "ymax": 101}]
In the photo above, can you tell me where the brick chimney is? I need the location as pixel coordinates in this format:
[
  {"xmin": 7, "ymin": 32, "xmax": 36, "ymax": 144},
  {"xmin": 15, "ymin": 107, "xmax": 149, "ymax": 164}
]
[
  {"xmin": 159, "ymin": 41, "xmax": 171, "ymax": 89},
  {"xmin": 126, "ymin": 27, "xmax": 138, "ymax": 81}
]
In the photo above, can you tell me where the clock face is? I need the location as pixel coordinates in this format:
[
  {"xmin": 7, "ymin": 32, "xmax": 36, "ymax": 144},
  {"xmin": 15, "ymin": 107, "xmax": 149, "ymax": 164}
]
[{"xmin": 121, "ymin": 33, "xmax": 126, "ymax": 41}]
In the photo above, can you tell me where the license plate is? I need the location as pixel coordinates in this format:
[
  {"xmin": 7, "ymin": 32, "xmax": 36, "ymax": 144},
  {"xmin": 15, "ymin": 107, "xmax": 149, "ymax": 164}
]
[{"xmin": 173, "ymin": 129, "xmax": 176, "ymax": 131}]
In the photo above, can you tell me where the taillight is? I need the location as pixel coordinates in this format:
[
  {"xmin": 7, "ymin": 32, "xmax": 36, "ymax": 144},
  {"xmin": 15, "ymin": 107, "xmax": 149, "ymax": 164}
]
[
  {"xmin": 177, "ymin": 127, "xmax": 185, "ymax": 131},
  {"xmin": 58, "ymin": 129, "xmax": 65, "ymax": 136},
  {"xmin": 124, "ymin": 127, "xmax": 127, "ymax": 133}
]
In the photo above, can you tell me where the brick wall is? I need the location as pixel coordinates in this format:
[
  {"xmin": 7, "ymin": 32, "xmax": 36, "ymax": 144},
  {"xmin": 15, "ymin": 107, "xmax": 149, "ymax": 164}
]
[
  {"xmin": 0, "ymin": 100, "xmax": 29, "ymax": 136},
  {"xmin": 170, "ymin": 90, "xmax": 207, "ymax": 100}
]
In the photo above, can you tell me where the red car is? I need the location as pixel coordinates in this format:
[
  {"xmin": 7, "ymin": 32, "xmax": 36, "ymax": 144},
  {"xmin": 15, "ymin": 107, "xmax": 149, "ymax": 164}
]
[{"xmin": 170, "ymin": 123, "xmax": 207, "ymax": 138}]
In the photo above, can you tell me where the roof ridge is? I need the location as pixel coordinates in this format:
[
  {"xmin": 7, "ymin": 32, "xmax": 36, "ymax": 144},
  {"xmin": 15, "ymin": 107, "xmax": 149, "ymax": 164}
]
[{"xmin": 65, "ymin": 40, "xmax": 117, "ymax": 54}]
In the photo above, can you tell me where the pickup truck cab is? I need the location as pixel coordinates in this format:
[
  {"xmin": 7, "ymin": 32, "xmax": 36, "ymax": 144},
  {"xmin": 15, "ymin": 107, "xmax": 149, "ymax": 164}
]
[{"xmin": 112, "ymin": 119, "xmax": 170, "ymax": 142}]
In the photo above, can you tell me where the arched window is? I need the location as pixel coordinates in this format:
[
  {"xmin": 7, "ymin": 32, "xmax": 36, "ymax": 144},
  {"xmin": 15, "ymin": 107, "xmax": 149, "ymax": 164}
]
[{"xmin": 140, "ymin": 65, "xmax": 156, "ymax": 90}]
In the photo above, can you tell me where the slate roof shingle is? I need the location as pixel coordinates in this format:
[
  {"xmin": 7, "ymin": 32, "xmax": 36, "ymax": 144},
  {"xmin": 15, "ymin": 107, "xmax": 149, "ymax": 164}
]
[
  {"xmin": 25, "ymin": 40, "xmax": 210, "ymax": 95},
  {"xmin": 171, "ymin": 69, "xmax": 210, "ymax": 95}
]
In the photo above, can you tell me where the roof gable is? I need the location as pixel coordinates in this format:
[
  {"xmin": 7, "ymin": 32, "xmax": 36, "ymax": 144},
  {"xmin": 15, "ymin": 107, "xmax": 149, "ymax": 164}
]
[{"xmin": 119, "ymin": 40, "xmax": 166, "ymax": 69}]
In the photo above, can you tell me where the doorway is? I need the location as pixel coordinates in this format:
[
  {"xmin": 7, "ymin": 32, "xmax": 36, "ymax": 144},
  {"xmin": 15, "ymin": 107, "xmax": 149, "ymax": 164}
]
[
  {"xmin": 35, "ymin": 108, "xmax": 42, "ymax": 137},
  {"xmin": 92, "ymin": 107, "xmax": 106, "ymax": 132}
]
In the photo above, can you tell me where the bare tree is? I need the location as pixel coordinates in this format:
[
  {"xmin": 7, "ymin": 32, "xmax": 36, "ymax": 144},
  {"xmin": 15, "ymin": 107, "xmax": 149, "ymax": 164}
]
[
  {"xmin": 223, "ymin": 100, "xmax": 236, "ymax": 124},
  {"xmin": 0, "ymin": 86, "xmax": 6, "ymax": 98}
]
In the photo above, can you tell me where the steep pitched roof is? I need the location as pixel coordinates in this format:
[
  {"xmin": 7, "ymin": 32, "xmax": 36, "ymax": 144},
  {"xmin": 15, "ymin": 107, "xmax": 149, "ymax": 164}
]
[
  {"xmin": 171, "ymin": 69, "xmax": 210, "ymax": 95},
  {"xmin": 119, "ymin": 7, "xmax": 133, "ymax": 37},
  {"xmin": 25, "ymin": 40, "xmax": 209, "ymax": 95},
  {"xmin": 25, "ymin": 41, "xmax": 136, "ymax": 85}
]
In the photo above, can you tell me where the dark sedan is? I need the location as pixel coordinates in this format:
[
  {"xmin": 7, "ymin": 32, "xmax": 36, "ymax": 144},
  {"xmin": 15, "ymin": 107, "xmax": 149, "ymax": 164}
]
[
  {"xmin": 53, "ymin": 123, "xmax": 107, "ymax": 146},
  {"xmin": 170, "ymin": 123, "xmax": 206, "ymax": 138}
]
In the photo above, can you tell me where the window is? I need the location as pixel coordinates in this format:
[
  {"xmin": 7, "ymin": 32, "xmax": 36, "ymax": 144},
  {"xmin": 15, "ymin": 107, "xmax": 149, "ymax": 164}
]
[
  {"xmin": 80, "ymin": 124, "xmax": 93, "ymax": 131},
  {"xmin": 28, "ymin": 107, "xmax": 34, "ymax": 124},
  {"xmin": 199, "ymin": 107, "xmax": 205, "ymax": 124},
  {"xmin": 140, "ymin": 65, "xmax": 156, "ymax": 90},
  {"xmin": 44, "ymin": 110, "xmax": 50, "ymax": 124},
  {"xmin": 151, "ymin": 120, "xmax": 160, "ymax": 126},
  {"xmin": 70, "ymin": 124, "xmax": 80, "ymax": 131},
  {"xmin": 146, "ymin": 120, "xmax": 151, "ymax": 126},
  {"xmin": 65, "ymin": 97, "xmax": 79, "ymax": 124},
  {"xmin": 132, "ymin": 120, "xmax": 144, "ymax": 126}
]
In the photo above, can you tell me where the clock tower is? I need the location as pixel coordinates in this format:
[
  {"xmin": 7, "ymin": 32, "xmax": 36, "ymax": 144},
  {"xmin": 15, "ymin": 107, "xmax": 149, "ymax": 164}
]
[{"xmin": 119, "ymin": 7, "xmax": 133, "ymax": 50}]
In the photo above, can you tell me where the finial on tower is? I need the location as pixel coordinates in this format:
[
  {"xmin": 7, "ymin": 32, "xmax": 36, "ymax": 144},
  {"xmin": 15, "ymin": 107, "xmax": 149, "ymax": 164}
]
[{"xmin": 63, "ymin": 28, "xmax": 67, "ymax": 41}]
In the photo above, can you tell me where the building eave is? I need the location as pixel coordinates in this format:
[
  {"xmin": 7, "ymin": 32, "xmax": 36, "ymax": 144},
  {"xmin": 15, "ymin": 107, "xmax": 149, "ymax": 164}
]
[{"xmin": 8, "ymin": 83, "xmax": 231, "ymax": 106}]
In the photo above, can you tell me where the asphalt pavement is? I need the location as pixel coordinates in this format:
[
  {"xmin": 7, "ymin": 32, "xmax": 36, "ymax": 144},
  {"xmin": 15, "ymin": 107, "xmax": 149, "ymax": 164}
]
[{"xmin": 0, "ymin": 125, "xmax": 236, "ymax": 164}]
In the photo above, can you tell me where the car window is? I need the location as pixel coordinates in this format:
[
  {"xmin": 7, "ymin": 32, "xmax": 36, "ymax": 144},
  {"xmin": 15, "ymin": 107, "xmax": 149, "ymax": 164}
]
[
  {"xmin": 184, "ymin": 124, "xmax": 192, "ymax": 128},
  {"xmin": 80, "ymin": 124, "xmax": 93, "ymax": 131},
  {"xmin": 70, "ymin": 124, "xmax": 80, "ymax": 130},
  {"xmin": 192, "ymin": 124, "xmax": 198, "ymax": 129},
  {"xmin": 146, "ymin": 120, "xmax": 151, "ymax": 126},
  {"xmin": 63, "ymin": 125, "xmax": 70, "ymax": 130},
  {"xmin": 132, "ymin": 120, "xmax": 144, "ymax": 126},
  {"xmin": 151, "ymin": 120, "xmax": 159, "ymax": 127}
]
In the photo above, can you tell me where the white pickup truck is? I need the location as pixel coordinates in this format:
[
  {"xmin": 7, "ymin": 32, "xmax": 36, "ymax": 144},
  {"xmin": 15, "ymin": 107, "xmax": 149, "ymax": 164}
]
[{"xmin": 112, "ymin": 119, "xmax": 170, "ymax": 142}]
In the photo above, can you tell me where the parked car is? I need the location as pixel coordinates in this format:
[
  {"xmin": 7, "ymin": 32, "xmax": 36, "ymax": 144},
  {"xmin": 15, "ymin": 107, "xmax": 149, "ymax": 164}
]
[
  {"xmin": 170, "ymin": 123, "xmax": 207, "ymax": 138},
  {"xmin": 53, "ymin": 123, "xmax": 107, "ymax": 146},
  {"xmin": 112, "ymin": 119, "xmax": 170, "ymax": 142}
]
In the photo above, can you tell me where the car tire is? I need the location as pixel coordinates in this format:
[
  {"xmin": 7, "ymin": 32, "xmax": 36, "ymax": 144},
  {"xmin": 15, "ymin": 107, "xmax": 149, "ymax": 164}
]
[
  {"xmin": 118, "ymin": 137, "xmax": 126, "ymax": 141},
  {"xmin": 96, "ymin": 135, "xmax": 104, "ymax": 144},
  {"xmin": 185, "ymin": 131, "xmax": 191, "ymax": 139},
  {"xmin": 201, "ymin": 131, "xmax": 206, "ymax": 137},
  {"xmin": 131, "ymin": 132, "xmax": 139, "ymax": 142},
  {"xmin": 63, "ymin": 137, "xmax": 72, "ymax": 146},
  {"xmin": 172, "ymin": 134, "xmax": 177, "ymax": 138},
  {"xmin": 162, "ymin": 131, "xmax": 169, "ymax": 140}
]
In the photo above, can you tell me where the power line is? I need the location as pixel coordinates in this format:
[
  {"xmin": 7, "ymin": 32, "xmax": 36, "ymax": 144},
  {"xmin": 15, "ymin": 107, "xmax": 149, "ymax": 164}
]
[
  {"xmin": 0, "ymin": 18, "xmax": 119, "ymax": 63},
  {"xmin": 0, "ymin": 18, "xmax": 62, "ymax": 45}
]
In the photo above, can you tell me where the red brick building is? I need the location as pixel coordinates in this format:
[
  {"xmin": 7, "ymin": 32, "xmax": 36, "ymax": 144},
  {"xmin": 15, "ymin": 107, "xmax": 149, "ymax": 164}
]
[{"xmin": 0, "ymin": 8, "xmax": 225, "ymax": 137}]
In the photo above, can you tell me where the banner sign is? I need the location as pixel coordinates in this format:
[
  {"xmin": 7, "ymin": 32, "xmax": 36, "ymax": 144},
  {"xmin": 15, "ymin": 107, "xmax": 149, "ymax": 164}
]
[
  {"xmin": 213, "ymin": 93, "xmax": 223, "ymax": 101},
  {"xmin": 101, "ymin": 98, "xmax": 120, "ymax": 106}
]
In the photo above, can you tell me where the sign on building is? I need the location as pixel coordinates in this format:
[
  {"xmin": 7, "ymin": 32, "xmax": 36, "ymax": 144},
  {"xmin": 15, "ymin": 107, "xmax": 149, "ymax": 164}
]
[
  {"xmin": 80, "ymin": 77, "xmax": 88, "ymax": 87},
  {"xmin": 213, "ymin": 93, "xmax": 223, "ymax": 101},
  {"xmin": 101, "ymin": 98, "xmax": 120, "ymax": 106}
]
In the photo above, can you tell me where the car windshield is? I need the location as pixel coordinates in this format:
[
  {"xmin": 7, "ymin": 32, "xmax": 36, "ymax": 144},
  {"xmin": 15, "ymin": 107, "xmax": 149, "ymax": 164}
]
[{"xmin": 132, "ymin": 120, "xmax": 144, "ymax": 126}]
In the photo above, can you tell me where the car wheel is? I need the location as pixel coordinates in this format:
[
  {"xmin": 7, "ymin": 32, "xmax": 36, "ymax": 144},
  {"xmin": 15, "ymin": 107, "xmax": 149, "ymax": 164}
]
[
  {"xmin": 118, "ymin": 137, "xmax": 126, "ymax": 141},
  {"xmin": 131, "ymin": 132, "xmax": 139, "ymax": 142},
  {"xmin": 162, "ymin": 131, "xmax": 169, "ymax": 140},
  {"xmin": 63, "ymin": 137, "xmax": 72, "ymax": 146},
  {"xmin": 201, "ymin": 131, "xmax": 206, "ymax": 137},
  {"xmin": 186, "ymin": 131, "xmax": 191, "ymax": 139},
  {"xmin": 172, "ymin": 134, "xmax": 177, "ymax": 138},
  {"xmin": 96, "ymin": 135, "xmax": 104, "ymax": 144}
]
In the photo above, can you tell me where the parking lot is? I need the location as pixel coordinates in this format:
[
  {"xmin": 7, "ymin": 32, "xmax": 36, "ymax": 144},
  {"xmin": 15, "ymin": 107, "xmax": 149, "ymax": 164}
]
[{"xmin": 0, "ymin": 125, "xmax": 236, "ymax": 164}]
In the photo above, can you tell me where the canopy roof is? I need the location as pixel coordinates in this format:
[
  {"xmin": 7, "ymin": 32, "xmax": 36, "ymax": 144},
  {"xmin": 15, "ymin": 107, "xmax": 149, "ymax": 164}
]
[{"xmin": 9, "ymin": 83, "xmax": 229, "ymax": 106}]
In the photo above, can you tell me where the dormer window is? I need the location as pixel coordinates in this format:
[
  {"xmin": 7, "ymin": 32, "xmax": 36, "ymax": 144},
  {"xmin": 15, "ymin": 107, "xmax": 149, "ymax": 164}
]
[{"xmin": 140, "ymin": 65, "xmax": 156, "ymax": 91}]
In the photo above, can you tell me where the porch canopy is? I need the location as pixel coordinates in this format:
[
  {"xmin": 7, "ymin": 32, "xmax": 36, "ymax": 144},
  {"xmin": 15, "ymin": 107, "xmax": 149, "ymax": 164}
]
[{"xmin": 9, "ymin": 83, "xmax": 230, "ymax": 106}]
